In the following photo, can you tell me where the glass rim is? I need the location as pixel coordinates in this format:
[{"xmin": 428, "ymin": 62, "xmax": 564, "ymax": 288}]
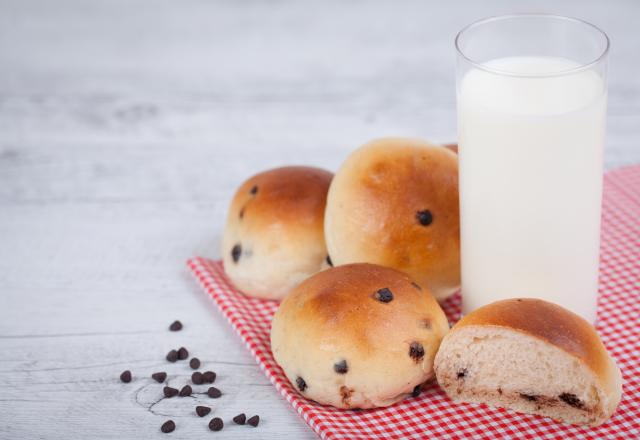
[{"xmin": 455, "ymin": 13, "xmax": 610, "ymax": 78}]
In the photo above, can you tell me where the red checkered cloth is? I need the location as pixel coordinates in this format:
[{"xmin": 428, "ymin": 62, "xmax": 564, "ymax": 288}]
[{"xmin": 187, "ymin": 165, "xmax": 640, "ymax": 440}]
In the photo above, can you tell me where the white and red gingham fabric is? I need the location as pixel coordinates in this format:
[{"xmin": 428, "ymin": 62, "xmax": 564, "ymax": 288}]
[{"xmin": 187, "ymin": 165, "xmax": 640, "ymax": 440}]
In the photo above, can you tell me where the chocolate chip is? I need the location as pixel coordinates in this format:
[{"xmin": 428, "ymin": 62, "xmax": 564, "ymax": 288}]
[
  {"xmin": 247, "ymin": 415, "xmax": 260, "ymax": 427},
  {"xmin": 152, "ymin": 372, "xmax": 167, "ymax": 383},
  {"xmin": 250, "ymin": 185, "xmax": 258, "ymax": 195},
  {"xmin": 161, "ymin": 420, "xmax": 175, "ymax": 433},
  {"xmin": 416, "ymin": 210, "xmax": 433, "ymax": 226},
  {"xmin": 169, "ymin": 320, "xmax": 182, "ymax": 331},
  {"xmin": 559, "ymin": 393, "xmax": 584, "ymax": 409},
  {"xmin": 340, "ymin": 385, "xmax": 353, "ymax": 406},
  {"xmin": 519, "ymin": 393, "xmax": 538, "ymax": 402},
  {"xmin": 179, "ymin": 385, "xmax": 192, "ymax": 397},
  {"xmin": 203, "ymin": 371, "xmax": 216, "ymax": 383},
  {"xmin": 196, "ymin": 406, "xmax": 211, "ymax": 417},
  {"xmin": 209, "ymin": 417, "xmax": 224, "ymax": 431},
  {"xmin": 326, "ymin": 255, "xmax": 333, "ymax": 267},
  {"xmin": 207, "ymin": 387, "xmax": 222, "ymax": 398},
  {"xmin": 231, "ymin": 244, "xmax": 242, "ymax": 263},
  {"xmin": 166, "ymin": 349, "xmax": 178, "ymax": 362},
  {"xmin": 334, "ymin": 360, "xmax": 348, "ymax": 374},
  {"xmin": 239, "ymin": 207, "xmax": 245, "ymax": 219},
  {"xmin": 373, "ymin": 287, "xmax": 393, "ymax": 303},
  {"xmin": 421, "ymin": 318, "xmax": 432, "ymax": 329},
  {"xmin": 163, "ymin": 386, "xmax": 179, "ymax": 398},
  {"xmin": 412, "ymin": 384, "xmax": 422, "ymax": 397},
  {"xmin": 189, "ymin": 358, "xmax": 200, "ymax": 369},
  {"xmin": 411, "ymin": 281, "xmax": 422, "ymax": 290},
  {"xmin": 296, "ymin": 376, "xmax": 307, "ymax": 392},
  {"xmin": 409, "ymin": 342, "xmax": 424, "ymax": 362},
  {"xmin": 498, "ymin": 388, "xmax": 503, "ymax": 395},
  {"xmin": 233, "ymin": 413, "xmax": 246, "ymax": 425},
  {"xmin": 457, "ymin": 368, "xmax": 467, "ymax": 379},
  {"xmin": 119, "ymin": 370, "xmax": 132, "ymax": 383},
  {"xmin": 177, "ymin": 347, "xmax": 189, "ymax": 360},
  {"xmin": 191, "ymin": 371, "xmax": 204, "ymax": 385}
]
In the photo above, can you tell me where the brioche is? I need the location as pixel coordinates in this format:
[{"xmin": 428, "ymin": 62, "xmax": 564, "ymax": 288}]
[
  {"xmin": 434, "ymin": 298, "xmax": 622, "ymax": 426},
  {"xmin": 271, "ymin": 263, "xmax": 449, "ymax": 408},
  {"xmin": 324, "ymin": 138, "xmax": 460, "ymax": 301},
  {"xmin": 222, "ymin": 166, "xmax": 332, "ymax": 300}
]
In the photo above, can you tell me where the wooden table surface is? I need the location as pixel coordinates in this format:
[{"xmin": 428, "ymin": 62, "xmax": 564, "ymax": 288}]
[{"xmin": 1, "ymin": 1, "xmax": 638, "ymax": 438}]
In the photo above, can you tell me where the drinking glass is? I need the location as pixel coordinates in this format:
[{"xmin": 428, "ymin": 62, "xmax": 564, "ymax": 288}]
[{"xmin": 455, "ymin": 14, "xmax": 610, "ymax": 322}]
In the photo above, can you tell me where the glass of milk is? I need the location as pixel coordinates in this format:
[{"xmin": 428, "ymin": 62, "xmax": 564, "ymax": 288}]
[{"xmin": 455, "ymin": 14, "xmax": 609, "ymax": 322}]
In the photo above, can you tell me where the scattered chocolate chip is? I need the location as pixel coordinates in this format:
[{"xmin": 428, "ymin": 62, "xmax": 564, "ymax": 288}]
[
  {"xmin": 231, "ymin": 244, "xmax": 242, "ymax": 263},
  {"xmin": 559, "ymin": 393, "xmax": 584, "ymax": 409},
  {"xmin": 412, "ymin": 384, "xmax": 422, "ymax": 397},
  {"xmin": 196, "ymin": 406, "xmax": 211, "ymax": 417},
  {"xmin": 209, "ymin": 417, "xmax": 224, "ymax": 431},
  {"xmin": 520, "ymin": 393, "xmax": 538, "ymax": 402},
  {"xmin": 334, "ymin": 360, "xmax": 348, "ymax": 374},
  {"xmin": 161, "ymin": 420, "xmax": 175, "ymax": 433},
  {"xmin": 421, "ymin": 318, "xmax": 432, "ymax": 329},
  {"xmin": 326, "ymin": 255, "xmax": 333, "ymax": 267},
  {"xmin": 239, "ymin": 207, "xmax": 245, "ymax": 219},
  {"xmin": 457, "ymin": 368, "xmax": 467, "ymax": 379},
  {"xmin": 296, "ymin": 376, "xmax": 307, "ymax": 392},
  {"xmin": 177, "ymin": 347, "xmax": 189, "ymax": 360},
  {"xmin": 189, "ymin": 358, "xmax": 200, "ymax": 369},
  {"xmin": 233, "ymin": 413, "xmax": 246, "ymax": 425},
  {"xmin": 416, "ymin": 210, "xmax": 433, "ymax": 226},
  {"xmin": 203, "ymin": 371, "xmax": 216, "ymax": 383},
  {"xmin": 409, "ymin": 342, "xmax": 425, "ymax": 362},
  {"xmin": 373, "ymin": 287, "xmax": 393, "ymax": 303},
  {"xmin": 169, "ymin": 320, "xmax": 182, "ymax": 331},
  {"xmin": 250, "ymin": 185, "xmax": 258, "ymax": 195},
  {"xmin": 247, "ymin": 415, "xmax": 260, "ymax": 427},
  {"xmin": 152, "ymin": 372, "xmax": 167, "ymax": 383},
  {"xmin": 191, "ymin": 371, "xmax": 204, "ymax": 385},
  {"xmin": 166, "ymin": 349, "xmax": 178, "ymax": 362},
  {"xmin": 498, "ymin": 388, "xmax": 503, "ymax": 395},
  {"xmin": 411, "ymin": 281, "xmax": 422, "ymax": 290},
  {"xmin": 119, "ymin": 370, "xmax": 132, "ymax": 383},
  {"xmin": 163, "ymin": 386, "xmax": 179, "ymax": 398},
  {"xmin": 179, "ymin": 385, "xmax": 192, "ymax": 397},
  {"xmin": 207, "ymin": 387, "xmax": 222, "ymax": 398}
]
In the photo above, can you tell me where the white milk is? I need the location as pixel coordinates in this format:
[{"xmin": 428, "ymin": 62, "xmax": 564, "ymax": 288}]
[{"xmin": 458, "ymin": 56, "xmax": 606, "ymax": 322}]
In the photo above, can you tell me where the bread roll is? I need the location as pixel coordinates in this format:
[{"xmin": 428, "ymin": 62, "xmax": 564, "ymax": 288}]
[
  {"xmin": 222, "ymin": 166, "xmax": 332, "ymax": 300},
  {"xmin": 270, "ymin": 263, "xmax": 449, "ymax": 409},
  {"xmin": 434, "ymin": 298, "xmax": 622, "ymax": 426},
  {"xmin": 324, "ymin": 138, "xmax": 460, "ymax": 301}
]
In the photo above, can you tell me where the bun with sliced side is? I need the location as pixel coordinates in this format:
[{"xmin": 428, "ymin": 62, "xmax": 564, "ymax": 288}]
[
  {"xmin": 271, "ymin": 263, "xmax": 449, "ymax": 408},
  {"xmin": 222, "ymin": 166, "xmax": 333, "ymax": 300},
  {"xmin": 434, "ymin": 298, "xmax": 622, "ymax": 426}
]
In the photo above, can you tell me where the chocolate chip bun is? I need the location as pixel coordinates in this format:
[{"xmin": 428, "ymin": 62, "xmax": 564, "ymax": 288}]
[
  {"xmin": 270, "ymin": 263, "xmax": 449, "ymax": 408},
  {"xmin": 222, "ymin": 166, "xmax": 333, "ymax": 300},
  {"xmin": 434, "ymin": 299, "xmax": 622, "ymax": 426},
  {"xmin": 324, "ymin": 138, "xmax": 460, "ymax": 301}
]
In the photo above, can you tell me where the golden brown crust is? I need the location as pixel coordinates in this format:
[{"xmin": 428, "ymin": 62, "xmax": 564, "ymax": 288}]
[
  {"xmin": 325, "ymin": 138, "xmax": 460, "ymax": 300},
  {"xmin": 271, "ymin": 262, "xmax": 450, "ymax": 408},
  {"xmin": 229, "ymin": 166, "xmax": 333, "ymax": 234},
  {"xmin": 454, "ymin": 299, "xmax": 610, "ymax": 378},
  {"xmin": 280, "ymin": 263, "xmax": 449, "ymax": 357},
  {"xmin": 221, "ymin": 166, "xmax": 333, "ymax": 299}
]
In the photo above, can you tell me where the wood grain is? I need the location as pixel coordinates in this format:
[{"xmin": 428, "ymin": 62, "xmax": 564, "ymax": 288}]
[{"xmin": 0, "ymin": 0, "xmax": 638, "ymax": 438}]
